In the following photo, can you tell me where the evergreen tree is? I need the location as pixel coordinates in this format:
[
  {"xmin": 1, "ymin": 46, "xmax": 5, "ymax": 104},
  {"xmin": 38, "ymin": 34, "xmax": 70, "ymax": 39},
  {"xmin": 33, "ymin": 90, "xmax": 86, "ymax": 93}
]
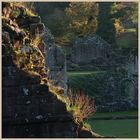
[{"xmin": 96, "ymin": 2, "xmax": 116, "ymax": 44}]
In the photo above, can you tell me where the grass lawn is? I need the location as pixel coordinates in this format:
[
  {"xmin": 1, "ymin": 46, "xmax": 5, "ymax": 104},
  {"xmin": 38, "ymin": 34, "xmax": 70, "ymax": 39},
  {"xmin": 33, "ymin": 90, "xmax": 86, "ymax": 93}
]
[
  {"xmin": 116, "ymin": 28, "xmax": 137, "ymax": 48},
  {"xmin": 67, "ymin": 71, "xmax": 138, "ymax": 138},
  {"xmin": 87, "ymin": 111, "xmax": 138, "ymax": 138},
  {"xmin": 67, "ymin": 71, "xmax": 106, "ymax": 96},
  {"xmin": 91, "ymin": 111, "xmax": 138, "ymax": 118},
  {"xmin": 89, "ymin": 119, "xmax": 138, "ymax": 138},
  {"xmin": 67, "ymin": 71, "xmax": 105, "ymax": 76}
]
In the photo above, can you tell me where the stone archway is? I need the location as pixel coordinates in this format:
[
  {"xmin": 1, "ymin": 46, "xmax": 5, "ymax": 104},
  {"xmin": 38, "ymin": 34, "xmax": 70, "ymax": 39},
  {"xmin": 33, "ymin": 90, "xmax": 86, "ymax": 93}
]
[{"xmin": 120, "ymin": 78, "xmax": 138, "ymax": 107}]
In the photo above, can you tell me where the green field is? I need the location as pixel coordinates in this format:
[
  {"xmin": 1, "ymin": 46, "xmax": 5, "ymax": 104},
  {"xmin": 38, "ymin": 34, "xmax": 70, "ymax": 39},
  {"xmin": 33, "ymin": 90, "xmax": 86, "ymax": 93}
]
[
  {"xmin": 91, "ymin": 111, "xmax": 138, "ymax": 118},
  {"xmin": 67, "ymin": 70, "xmax": 126, "ymax": 97},
  {"xmin": 67, "ymin": 71, "xmax": 138, "ymax": 138},
  {"xmin": 87, "ymin": 111, "xmax": 138, "ymax": 138},
  {"xmin": 89, "ymin": 119, "xmax": 138, "ymax": 138},
  {"xmin": 116, "ymin": 28, "xmax": 137, "ymax": 48},
  {"xmin": 67, "ymin": 71, "xmax": 105, "ymax": 76},
  {"xmin": 67, "ymin": 71, "xmax": 106, "ymax": 96}
]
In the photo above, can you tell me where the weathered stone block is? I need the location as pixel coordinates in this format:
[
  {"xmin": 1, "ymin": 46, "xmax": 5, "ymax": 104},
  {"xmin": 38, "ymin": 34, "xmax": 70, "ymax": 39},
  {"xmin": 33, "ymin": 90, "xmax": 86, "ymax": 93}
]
[
  {"xmin": 2, "ymin": 125, "xmax": 15, "ymax": 138},
  {"xmin": 3, "ymin": 97, "xmax": 16, "ymax": 106},
  {"xmin": 53, "ymin": 101, "xmax": 67, "ymax": 114},
  {"xmin": 20, "ymin": 86, "xmax": 32, "ymax": 96},
  {"xmin": 2, "ymin": 87, "xmax": 21, "ymax": 98},
  {"xmin": 27, "ymin": 16, "xmax": 41, "ymax": 24},
  {"xmin": 2, "ymin": 44, "xmax": 12, "ymax": 56},
  {"xmin": 3, "ymin": 105, "xmax": 16, "ymax": 119},
  {"xmin": 38, "ymin": 96, "xmax": 54, "ymax": 104},
  {"xmin": 14, "ymin": 105, "xmax": 30, "ymax": 118},
  {"xmin": 31, "ymin": 84, "xmax": 48, "ymax": 95},
  {"xmin": 17, "ymin": 74, "xmax": 41, "ymax": 85},
  {"xmin": 38, "ymin": 123, "xmax": 50, "ymax": 137},
  {"xmin": 27, "ymin": 105, "xmax": 39, "ymax": 118},
  {"xmin": 39, "ymin": 103, "xmax": 54, "ymax": 115},
  {"xmin": 30, "ymin": 23, "xmax": 45, "ymax": 35},
  {"xmin": 2, "ymin": 76, "xmax": 18, "ymax": 87},
  {"xmin": 30, "ymin": 96, "xmax": 39, "ymax": 104},
  {"xmin": 55, "ymin": 132, "xmax": 75, "ymax": 138},
  {"xmin": 2, "ymin": 55, "xmax": 15, "ymax": 66},
  {"xmin": 17, "ymin": 16, "xmax": 41, "ymax": 27},
  {"xmin": 78, "ymin": 129, "xmax": 93, "ymax": 138},
  {"xmin": 2, "ymin": 5, "xmax": 81, "ymax": 137},
  {"xmin": 2, "ymin": 66, "xmax": 17, "ymax": 77},
  {"xmin": 2, "ymin": 102, "xmax": 10, "ymax": 118},
  {"xmin": 3, "ymin": 73, "xmax": 41, "ymax": 86},
  {"xmin": 53, "ymin": 122, "xmax": 73, "ymax": 132},
  {"xmin": 48, "ymin": 122, "xmax": 75, "ymax": 138},
  {"xmin": 27, "ymin": 124, "xmax": 43, "ymax": 137},
  {"xmin": 16, "ymin": 96, "xmax": 32, "ymax": 105}
]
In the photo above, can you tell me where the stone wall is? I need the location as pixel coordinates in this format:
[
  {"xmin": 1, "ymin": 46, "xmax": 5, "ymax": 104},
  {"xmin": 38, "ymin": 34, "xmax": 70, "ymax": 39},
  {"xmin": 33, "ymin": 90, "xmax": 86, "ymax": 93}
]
[
  {"xmin": 68, "ymin": 69, "xmax": 138, "ymax": 112},
  {"xmin": 2, "ymin": 2, "xmax": 97, "ymax": 138},
  {"xmin": 2, "ymin": 52, "xmax": 80, "ymax": 138},
  {"xmin": 2, "ymin": 55, "xmax": 77, "ymax": 138},
  {"xmin": 43, "ymin": 28, "xmax": 67, "ymax": 96},
  {"xmin": 2, "ymin": 2, "xmax": 76, "ymax": 137},
  {"xmin": 121, "ymin": 49, "xmax": 138, "ymax": 107},
  {"xmin": 67, "ymin": 35, "xmax": 111, "ymax": 71},
  {"xmin": 2, "ymin": 52, "xmax": 97, "ymax": 138},
  {"xmin": 67, "ymin": 33, "xmax": 138, "ymax": 112},
  {"xmin": 67, "ymin": 47, "xmax": 138, "ymax": 112}
]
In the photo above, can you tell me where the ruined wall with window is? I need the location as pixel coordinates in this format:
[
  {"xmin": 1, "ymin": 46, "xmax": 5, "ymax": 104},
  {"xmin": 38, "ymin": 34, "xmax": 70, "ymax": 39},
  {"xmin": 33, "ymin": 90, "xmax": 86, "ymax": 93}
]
[{"xmin": 2, "ymin": 2, "xmax": 98, "ymax": 138}]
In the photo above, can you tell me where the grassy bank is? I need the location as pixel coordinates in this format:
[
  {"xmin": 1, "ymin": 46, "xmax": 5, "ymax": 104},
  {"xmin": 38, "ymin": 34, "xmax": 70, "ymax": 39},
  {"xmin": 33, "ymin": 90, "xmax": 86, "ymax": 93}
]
[
  {"xmin": 67, "ymin": 71, "xmax": 107, "ymax": 97},
  {"xmin": 89, "ymin": 119, "xmax": 138, "ymax": 138},
  {"xmin": 67, "ymin": 71, "xmax": 138, "ymax": 138},
  {"xmin": 67, "ymin": 70, "xmax": 126, "ymax": 98},
  {"xmin": 67, "ymin": 71, "xmax": 105, "ymax": 76},
  {"xmin": 116, "ymin": 28, "xmax": 137, "ymax": 48},
  {"xmin": 91, "ymin": 111, "xmax": 138, "ymax": 118},
  {"xmin": 87, "ymin": 111, "xmax": 138, "ymax": 138}
]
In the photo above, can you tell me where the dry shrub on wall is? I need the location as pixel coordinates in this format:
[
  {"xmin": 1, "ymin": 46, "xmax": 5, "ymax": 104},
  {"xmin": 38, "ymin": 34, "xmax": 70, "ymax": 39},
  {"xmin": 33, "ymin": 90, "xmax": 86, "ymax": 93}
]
[{"xmin": 66, "ymin": 88, "xmax": 96, "ymax": 124}]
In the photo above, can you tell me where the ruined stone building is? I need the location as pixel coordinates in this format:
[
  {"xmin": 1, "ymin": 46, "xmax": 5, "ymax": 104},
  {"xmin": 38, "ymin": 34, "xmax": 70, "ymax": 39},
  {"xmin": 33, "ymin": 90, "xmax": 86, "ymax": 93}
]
[
  {"xmin": 67, "ymin": 35, "xmax": 111, "ymax": 71},
  {"xmin": 2, "ymin": 2, "xmax": 98, "ymax": 138}
]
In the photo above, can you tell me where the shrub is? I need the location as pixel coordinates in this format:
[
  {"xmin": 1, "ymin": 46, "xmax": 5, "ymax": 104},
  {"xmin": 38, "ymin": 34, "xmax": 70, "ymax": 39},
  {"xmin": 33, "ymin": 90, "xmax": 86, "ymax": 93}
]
[{"xmin": 66, "ymin": 88, "xmax": 96, "ymax": 124}]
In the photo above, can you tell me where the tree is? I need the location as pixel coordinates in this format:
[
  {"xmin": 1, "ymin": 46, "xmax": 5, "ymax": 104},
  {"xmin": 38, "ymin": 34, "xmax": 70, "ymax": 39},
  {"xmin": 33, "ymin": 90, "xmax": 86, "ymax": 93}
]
[
  {"xmin": 96, "ymin": 2, "xmax": 116, "ymax": 44},
  {"xmin": 112, "ymin": 2, "xmax": 138, "ymax": 27},
  {"xmin": 35, "ymin": 2, "xmax": 73, "ymax": 46},
  {"xmin": 65, "ymin": 2, "xmax": 98, "ymax": 37},
  {"xmin": 46, "ymin": 9, "xmax": 68, "ymax": 37},
  {"xmin": 112, "ymin": 2, "xmax": 138, "ymax": 45}
]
